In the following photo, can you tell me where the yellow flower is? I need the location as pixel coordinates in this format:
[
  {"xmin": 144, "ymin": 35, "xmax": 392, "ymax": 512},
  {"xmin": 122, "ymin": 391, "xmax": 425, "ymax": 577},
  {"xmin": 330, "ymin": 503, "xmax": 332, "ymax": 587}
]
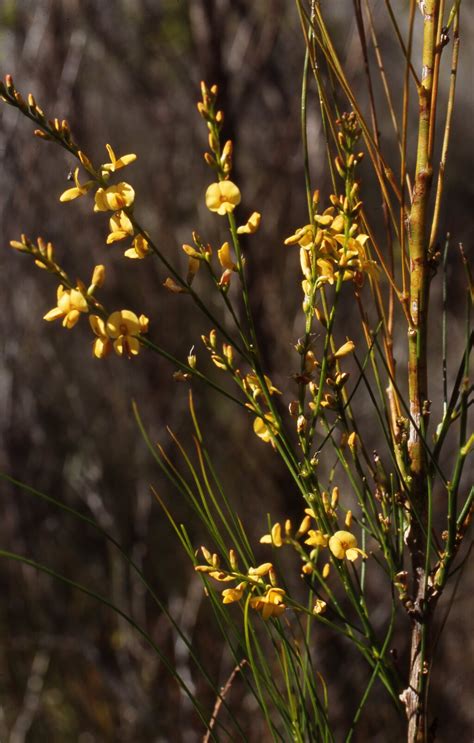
[
  {"xmin": 248, "ymin": 562, "xmax": 273, "ymax": 578},
  {"xmin": 194, "ymin": 565, "xmax": 235, "ymax": 581},
  {"xmin": 328, "ymin": 530, "xmax": 367, "ymax": 562},
  {"xmin": 316, "ymin": 258, "xmax": 336, "ymax": 286},
  {"xmin": 284, "ymin": 224, "xmax": 314, "ymax": 248},
  {"xmin": 209, "ymin": 570, "xmax": 235, "ymax": 582},
  {"xmin": 222, "ymin": 583, "xmax": 246, "ymax": 604},
  {"xmin": 59, "ymin": 167, "xmax": 94, "ymax": 202},
  {"xmin": 106, "ymin": 310, "xmax": 149, "ymax": 357},
  {"xmin": 244, "ymin": 373, "xmax": 281, "ymax": 399},
  {"xmin": 260, "ymin": 523, "xmax": 283, "ymax": 547},
  {"xmin": 250, "ymin": 588, "xmax": 286, "ymax": 620},
  {"xmin": 347, "ymin": 432, "xmax": 358, "ymax": 451},
  {"xmin": 205, "ymin": 181, "xmax": 241, "ymax": 215},
  {"xmin": 217, "ymin": 241, "xmax": 237, "ymax": 271},
  {"xmin": 124, "ymin": 234, "xmax": 151, "ymax": 259},
  {"xmin": 313, "ymin": 599, "xmax": 327, "ymax": 615},
  {"xmin": 94, "ymin": 183, "xmax": 135, "ymax": 212},
  {"xmin": 304, "ymin": 530, "xmax": 329, "ymax": 548},
  {"xmin": 89, "ymin": 315, "xmax": 112, "ymax": 358},
  {"xmin": 102, "ymin": 143, "xmax": 137, "ymax": 173},
  {"xmin": 236, "ymin": 211, "xmax": 261, "ymax": 234},
  {"xmin": 107, "ymin": 211, "xmax": 134, "ymax": 243},
  {"xmin": 253, "ymin": 412, "xmax": 278, "ymax": 444},
  {"xmin": 43, "ymin": 285, "xmax": 88, "ymax": 328}
]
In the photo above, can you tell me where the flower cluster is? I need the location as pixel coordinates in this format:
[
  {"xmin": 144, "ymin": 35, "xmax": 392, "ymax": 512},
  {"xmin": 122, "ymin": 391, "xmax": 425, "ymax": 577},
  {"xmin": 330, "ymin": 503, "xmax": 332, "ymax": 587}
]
[
  {"xmin": 59, "ymin": 144, "xmax": 151, "ymax": 261},
  {"xmin": 195, "ymin": 504, "xmax": 366, "ymax": 621},
  {"xmin": 285, "ymin": 199, "xmax": 377, "ymax": 292},
  {"xmin": 195, "ymin": 548, "xmax": 287, "ymax": 620},
  {"xmin": 5, "ymin": 89, "xmax": 151, "ymax": 361},
  {"xmin": 242, "ymin": 373, "xmax": 281, "ymax": 445},
  {"xmin": 259, "ymin": 494, "xmax": 366, "ymax": 597},
  {"xmin": 285, "ymin": 113, "xmax": 378, "ymax": 300},
  {"xmin": 199, "ymin": 325, "xmax": 281, "ymax": 445},
  {"xmin": 10, "ymin": 235, "xmax": 149, "ymax": 358}
]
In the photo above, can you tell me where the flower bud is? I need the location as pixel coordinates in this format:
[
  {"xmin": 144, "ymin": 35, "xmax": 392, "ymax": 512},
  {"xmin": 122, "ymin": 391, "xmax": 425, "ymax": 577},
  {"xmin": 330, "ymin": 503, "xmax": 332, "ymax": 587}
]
[
  {"xmin": 288, "ymin": 400, "xmax": 299, "ymax": 417},
  {"xmin": 296, "ymin": 515, "xmax": 311, "ymax": 538},
  {"xmin": 333, "ymin": 340, "xmax": 355, "ymax": 359},
  {"xmin": 297, "ymin": 415, "xmax": 307, "ymax": 434},
  {"xmin": 91, "ymin": 264, "xmax": 105, "ymax": 288},
  {"xmin": 229, "ymin": 549, "xmax": 238, "ymax": 570},
  {"xmin": 347, "ymin": 432, "xmax": 358, "ymax": 452},
  {"xmin": 187, "ymin": 348, "xmax": 197, "ymax": 368},
  {"xmin": 223, "ymin": 343, "xmax": 233, "ymax": 366}
]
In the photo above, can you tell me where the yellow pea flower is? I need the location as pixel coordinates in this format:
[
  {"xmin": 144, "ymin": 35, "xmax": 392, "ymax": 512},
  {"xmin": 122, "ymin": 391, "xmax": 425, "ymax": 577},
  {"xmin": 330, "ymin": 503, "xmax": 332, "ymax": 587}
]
[
  {"xmin": 124, "ymin": 234, "xmax": 151, "ymax": 259},
  {"xmin": 106, "ymin": 310, "xmax": 149, "ymax": 357},
  {"xmin": 260, "ymin": 523, "xmax": 283, "ymax": 547},
  {"xmin": 59, "ymin": 167, "xmax": 94, "ymax": 202},
  {"xmin": 253, "ymin": 412, "xmax": 278, "ymax": 444},
  {"xmin": 102, "ymin": 143, "xmax": 137, "ymax": 172},
  {"xmin": 347, "ymin": 432, "xmax": 358, "ymax": 451},
  {"xmin": 328, "ymin": 530, "xmax": 367, "ymax": 562},
  {"xmin": 304, "ymin": 530, "xmax": 329, "ymax": 548},
  {"xmin": 43, "ymin": 285, "xmax": 88, "ymax": 328},
  {"xmin": 314, "ymin": 207, "xmax": 336, "ymax": 227},
  {"xmin": 107, "ymin": 211, "xmax": 134, "ymax": 243},
  {"xmin": 94, "ymin": 183, "xmax": 135, "ymax": 212},
  {"xmin": 248, "ymin": 562, "xmax": 273, "ymax": 578},
  {"xmin": 250, "ymin": 588, "xmax": 286, "ymax": 620},
  {"xmin": 89, "ymin": 315, "xmax": 112, "ymax": 359},
  {"xmin": 194, "ymin": 565, "xmax": 235, "ymax": 582},
  {"xmin": 316, "ymin": 258, "xmax": 336, "ymax": 286},
  {"xmin": 209, "ymin": 570, "xmax": 235, "ymax": 582},
  {"xmin": 205, "ymin": 181, "xmax": 241, "ymax": 215},
  {"xmin": 236, "ymin": 211, "xmax": 261, "ymax": 234},
  {"xmin": 313, "ymin": 599, "xmax": 327, "ymax": 615},
  {"xmin": 222, "ymin": 583, "xmax": 246, "ymax": 604},
  {"xmin": 284, "ymin": 224, "xmax": 314, "ymax": 248},
  {"xmin": 244, "ymin": 373, "xmax": 281, "ymax": 399},
  {"xmin": 217, "ymin": 241, "xmax": 237, "ymax": 271}
]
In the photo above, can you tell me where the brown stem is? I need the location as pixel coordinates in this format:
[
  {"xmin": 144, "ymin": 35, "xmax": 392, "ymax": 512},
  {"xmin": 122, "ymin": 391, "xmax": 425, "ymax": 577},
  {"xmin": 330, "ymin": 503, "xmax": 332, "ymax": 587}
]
[{"xmin": 404, "ymin": 1, "xmax": 440, "ymax": 740}]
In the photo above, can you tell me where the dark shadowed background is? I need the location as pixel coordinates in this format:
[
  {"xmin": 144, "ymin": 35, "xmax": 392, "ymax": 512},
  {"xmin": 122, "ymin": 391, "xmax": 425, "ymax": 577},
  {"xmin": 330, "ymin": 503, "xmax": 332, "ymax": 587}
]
[{"xmin": 0, "ymin": 1, "xmax": 472, "ymax": 741}]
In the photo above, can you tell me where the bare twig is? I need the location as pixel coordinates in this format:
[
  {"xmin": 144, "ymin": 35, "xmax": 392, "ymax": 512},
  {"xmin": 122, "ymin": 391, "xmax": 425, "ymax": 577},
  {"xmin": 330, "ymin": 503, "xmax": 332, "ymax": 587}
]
[{"xmin": 203, "ymin": 660, "xmax": 247, "ymax": 743}]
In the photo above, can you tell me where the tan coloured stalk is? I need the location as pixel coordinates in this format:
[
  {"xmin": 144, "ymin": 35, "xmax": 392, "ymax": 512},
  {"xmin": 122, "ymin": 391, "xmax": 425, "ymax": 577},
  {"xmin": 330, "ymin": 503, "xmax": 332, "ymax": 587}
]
[{"xmin": 403, "ymin": 1, "xmax": 439, "ymax": 740}]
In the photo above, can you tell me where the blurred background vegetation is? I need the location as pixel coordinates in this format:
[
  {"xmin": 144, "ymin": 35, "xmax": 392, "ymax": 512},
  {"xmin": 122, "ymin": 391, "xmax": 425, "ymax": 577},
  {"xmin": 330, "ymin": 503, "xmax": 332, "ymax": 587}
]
[{"xmin": 0, "ymin": 1, "xmax": 472, "ymax": 740}]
